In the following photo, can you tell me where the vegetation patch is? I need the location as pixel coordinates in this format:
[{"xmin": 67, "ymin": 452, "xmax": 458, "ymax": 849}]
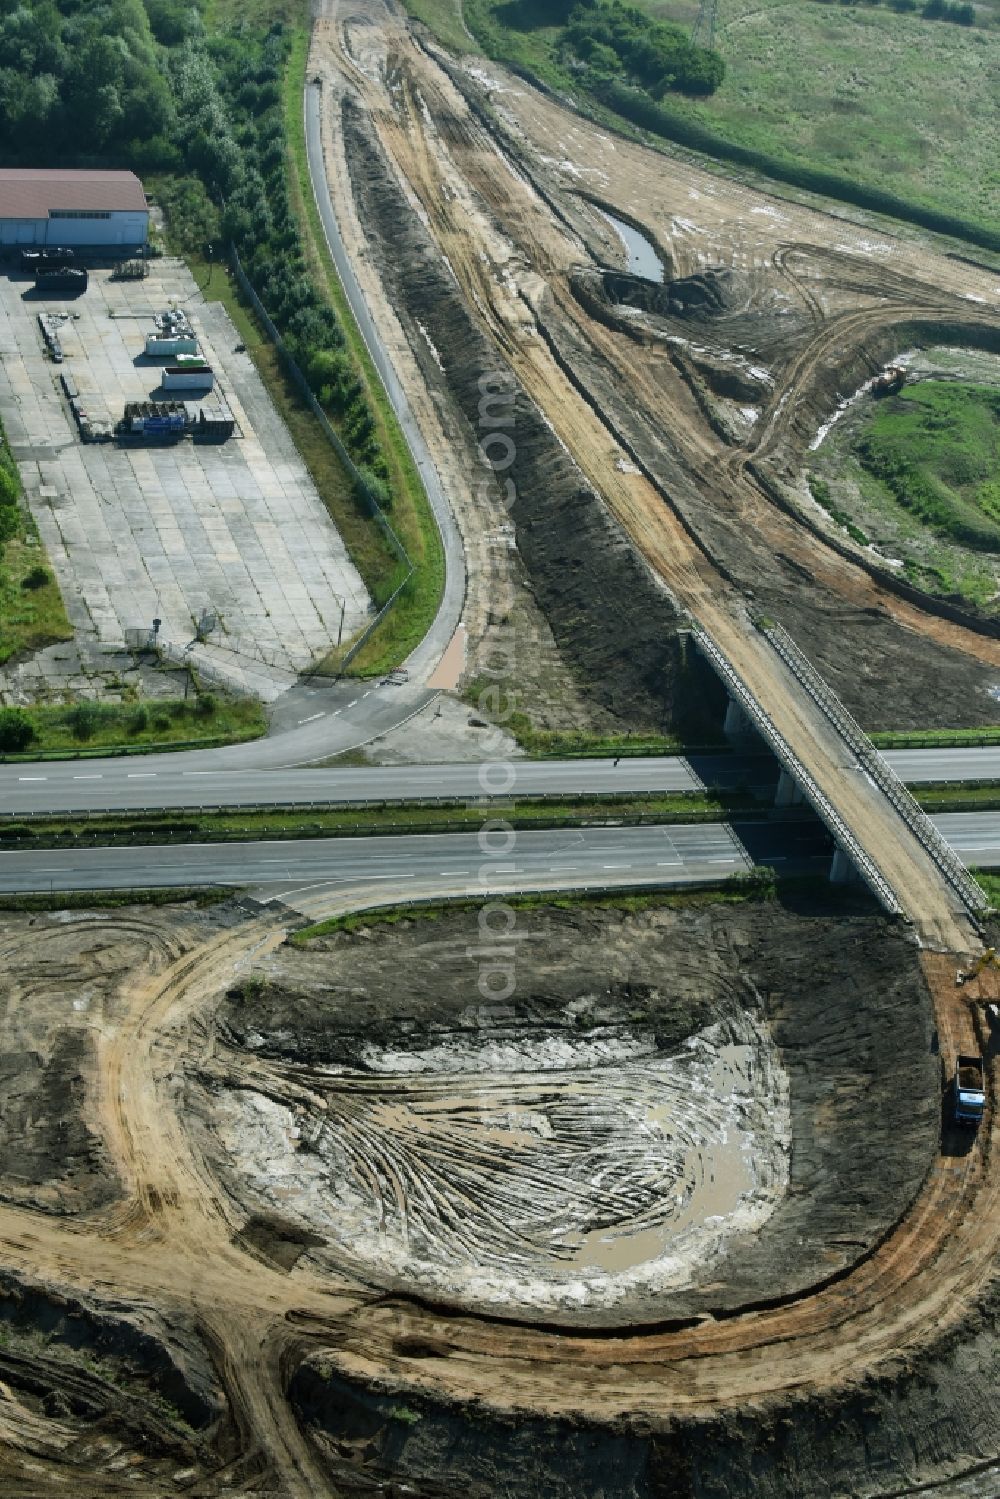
[
  {"xmin": 0, "ymin": 887, "xmax": 238, "ymax": 912},
  {"xmin": 0, "ymin": 790, "xmax": 758, "ymax": 848},
  {"xmin": 0, "ymin": 415, "xmax": 73, "ymax": 664},
  {"xmin": 0, "ymin": 694, "xmax": 264, "ymax": 759},
  {"xmin": 809, "ymin": 362, "xmax": 1000, "ymax": 614},
  {"xmin": 855, "ymin": 382, "xmax": 1000, "ymax": 552}
]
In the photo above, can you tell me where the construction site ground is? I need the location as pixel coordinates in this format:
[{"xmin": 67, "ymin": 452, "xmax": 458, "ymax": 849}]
[
  {"xmin": 6, "ymin": 0, "xmax": 1000, "ymax": 1491},
  {"xmin": 0, "ymin": 888, "xmax": 998, "ymax": 1499}
]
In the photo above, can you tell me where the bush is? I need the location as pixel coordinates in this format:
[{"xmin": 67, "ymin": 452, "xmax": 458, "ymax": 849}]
[
  {"xmin": 0, "ymin": 708, "xmax": 35, "ymax": 753},
  {"xmin": 194, "ymin": 691, "xmax": 217, "ymax": 718},
  {"xmin": 67, "ymin": 701, "xmax": 100, "ymax": 741},
  {"xmin": 128, "ymin": 705, "xmax": 149, "ymax": 735},
  {"xmin": 21, "ymin": 564, "xmax": 50, "ymax": 591}
]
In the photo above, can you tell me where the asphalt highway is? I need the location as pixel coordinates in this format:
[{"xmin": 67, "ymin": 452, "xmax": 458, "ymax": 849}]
[
  {"xmin": 1, "ymin": 812, "xmax": 996, "ymax": 896},
  {"xmin": 0, "ymin": 748, "xmax": 995, "ymax": 818}
]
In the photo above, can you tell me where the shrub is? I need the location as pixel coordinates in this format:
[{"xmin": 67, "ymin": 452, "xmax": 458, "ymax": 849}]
[
  {"xmin": 0, "ymin": 708, "xmax": 35, "ymax": 753},
  {"xmin": 67, "ymin": 701, "xmax": 100, "ymax": 741},
  {"xmin": 128, "ymin": 705, "xmax": 149, "ymax": 735},
  {"xmin": 21, "ymin": 564, "xmax": 50, "ymax": 591},
  {"xmin": 194, "ymin": 691, "xmax": 217, "ymax": 718}
]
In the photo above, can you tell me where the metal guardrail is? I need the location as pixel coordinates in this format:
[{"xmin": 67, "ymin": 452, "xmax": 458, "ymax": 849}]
[
  {"xmin": 762, "ymin": 622, "xmax": 988, "ymax": 915},
  {"xmin": 693, "ymin": 628, "xmax": 904, "ymax": 915}
]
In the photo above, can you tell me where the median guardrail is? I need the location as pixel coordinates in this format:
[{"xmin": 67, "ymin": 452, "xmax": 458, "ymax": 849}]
[{"xmin": 761, "ymin": 621, "xmax": 988, "ymax": 916}]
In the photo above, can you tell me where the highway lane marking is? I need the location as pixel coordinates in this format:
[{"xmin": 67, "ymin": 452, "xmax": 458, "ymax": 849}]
[
  {"xmin": 127, "ymin": 773, "xmax": 156, "ymax": 779},
  {"xmin": 17, "ymin": 776, "xmax": 46, "ymax": 781},
  {"xmin": 73, "ymin": 774, "xmax": 102, "ymax": 780},
  {"xmin": 439, "ymin": 869, "xmax": 472, "ymax": 875},
  {"xmin": 297, "ymin": 712, "xmax": 325, "ymax": 725},
  {"xmin": 603, "ymin": 863, "xmax": 631, "ymax": 870}
]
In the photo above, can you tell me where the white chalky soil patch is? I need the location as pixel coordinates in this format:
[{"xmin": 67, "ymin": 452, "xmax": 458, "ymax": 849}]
[{"xmin": 215, "ymin": 1012, "xmax": 790, "ymax": 1317}]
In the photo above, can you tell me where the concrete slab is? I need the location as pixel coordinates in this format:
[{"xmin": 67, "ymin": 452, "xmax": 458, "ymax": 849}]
[{"xmin": 0, "ymin": 259, "xmax": 372, "ymax": 700}]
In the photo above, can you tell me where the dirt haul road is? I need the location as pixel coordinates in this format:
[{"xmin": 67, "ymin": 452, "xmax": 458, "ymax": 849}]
[{"xmin": 308, "ymin": 0, "xmax": 1000, "ymax": 952}]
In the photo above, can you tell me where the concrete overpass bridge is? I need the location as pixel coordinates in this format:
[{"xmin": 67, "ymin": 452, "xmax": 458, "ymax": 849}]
[{"xmin": 693, "ymin": 620, "xmax": 986, "ymax": 951}]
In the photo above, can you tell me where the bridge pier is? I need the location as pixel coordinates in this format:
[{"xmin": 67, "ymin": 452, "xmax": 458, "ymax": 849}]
[
  {"xmin": 774, "ymin": 768, "xmax": 805, "ymax": 808},
  {"xmin": 829, "ymin": 847, "xmax": 861, "ymax": 886},
  {"xmin": 723, "ymin": 696, "xmax": 757, "ymax": 747}
]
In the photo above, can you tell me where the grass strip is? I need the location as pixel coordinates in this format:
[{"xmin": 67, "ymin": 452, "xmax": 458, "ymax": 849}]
[
  {"xmin": 0, "ymin": 791, "xmax": 758, "ymax": 849},
  {"xmin": 870, "ymin": 727, "xmax": 1000, "ymax": 749},
  {"xmin": 914, "ymin": 785, "xmax": 1000, "ymax": 812},
  {"xmin": 506, "ymin": 716, "xmax": 723, "ymax": 758},
  {"xmin": 281, "ymin": 28, "xmax": 445, "ymax": 675},
  {"xmin": 291, "ymin": 868, "xmax": 781, "ymax": 942},
  {"xmin": 972, "ymin": 872, "xmax": 1000, "ymax": 909}
]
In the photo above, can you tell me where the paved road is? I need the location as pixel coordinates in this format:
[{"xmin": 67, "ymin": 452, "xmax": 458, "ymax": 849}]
[
  {"xmin": 882, "ymin": 747, "xmax": 1000, "ymax": 784},
  {"xmin": 0, "ymin": 812, "xmax": 992, "ymax": 897},
  {"xmin": 0, "ymin": 822, "xmax": 782, "ymax": 895},
  {"xmin": 303, "ymin": 80, "xmax": 466, "ymax": 685},
  {"xmin": 0, "ymin": 747, "xmax": 994, "ymax": 818},
  {"xmin": 0, "ymin": 753, "xmax": 759, "ymax": 816},
  {"xmin": 937, "ymin": 811, "xmax": 1000, "ymax": 870}
]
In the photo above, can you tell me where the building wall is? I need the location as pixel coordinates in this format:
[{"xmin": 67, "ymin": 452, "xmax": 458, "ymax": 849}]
[{"xmin": 0, "ymin": 211, "xmax": 148, "ymax": 248}]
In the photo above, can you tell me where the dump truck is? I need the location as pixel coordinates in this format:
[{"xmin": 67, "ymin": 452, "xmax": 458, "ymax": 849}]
[{"xmin": 954, "ymin": 1054, "xmax": 986, "ymax": 1126}]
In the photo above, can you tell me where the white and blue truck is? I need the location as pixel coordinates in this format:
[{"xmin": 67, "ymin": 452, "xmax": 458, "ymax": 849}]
[{"xmin": 954, "ymin": 1054, "xmax": 986, "ymax": 1127}]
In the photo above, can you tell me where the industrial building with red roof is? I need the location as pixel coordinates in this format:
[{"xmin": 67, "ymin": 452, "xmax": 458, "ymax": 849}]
[{"xmin": 0, "ymin": 170, "xmax": 148, "ymax": 250}]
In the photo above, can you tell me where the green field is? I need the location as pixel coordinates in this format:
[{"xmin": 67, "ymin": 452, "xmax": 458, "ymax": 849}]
[
  {"xmin": 857, "ymin": 381, "xmax": 1000, "ymax": 545},
  {"xmin": 810, "ymin": 375, "xmax": 1000, "ymax": 612},
  {"xmin": 409, "ymin": 0, "xmax": 1000, "ymax": 248},
  {"xmin": 703, "ymin": 0, "xmax": 1000, "ymax": 239}
]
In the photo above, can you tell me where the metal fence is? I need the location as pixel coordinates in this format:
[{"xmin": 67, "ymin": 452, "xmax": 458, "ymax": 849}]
[{"xmin": 762, "ymin": 621, "xmax": 988, "ymax": 916}]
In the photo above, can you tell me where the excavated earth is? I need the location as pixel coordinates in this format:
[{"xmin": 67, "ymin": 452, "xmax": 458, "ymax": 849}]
[
  {"xmin": 197, "ymin": 897, "xmax": 936, "ymax": 1325},
  {"xmin": 315, "ymin": 0, "xmax": 1000, "ymax": 734},
  {"xmin": 0, "ymin": 890, "xmax": 997, "ymax": 1496}
]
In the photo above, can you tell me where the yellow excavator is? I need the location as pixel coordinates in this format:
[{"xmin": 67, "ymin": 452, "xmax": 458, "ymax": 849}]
[{"xmin": 956, "ymin": 948, "xmax": 1000, "ymax": 986}]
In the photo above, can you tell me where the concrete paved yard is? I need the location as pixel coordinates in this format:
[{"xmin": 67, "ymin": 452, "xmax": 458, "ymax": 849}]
[{"xmin": 0, "ymin": 258, "xmax": 370, "ymax": 699}]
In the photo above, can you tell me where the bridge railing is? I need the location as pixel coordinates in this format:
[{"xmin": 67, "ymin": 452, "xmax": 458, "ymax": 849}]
[
  {"xmin": 762, "ymin": 621, "xmax": 988, "ymax": 915},
  {"xmin": 692, "ymin": 628, "xmax": 904, "ymax": 915}
]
